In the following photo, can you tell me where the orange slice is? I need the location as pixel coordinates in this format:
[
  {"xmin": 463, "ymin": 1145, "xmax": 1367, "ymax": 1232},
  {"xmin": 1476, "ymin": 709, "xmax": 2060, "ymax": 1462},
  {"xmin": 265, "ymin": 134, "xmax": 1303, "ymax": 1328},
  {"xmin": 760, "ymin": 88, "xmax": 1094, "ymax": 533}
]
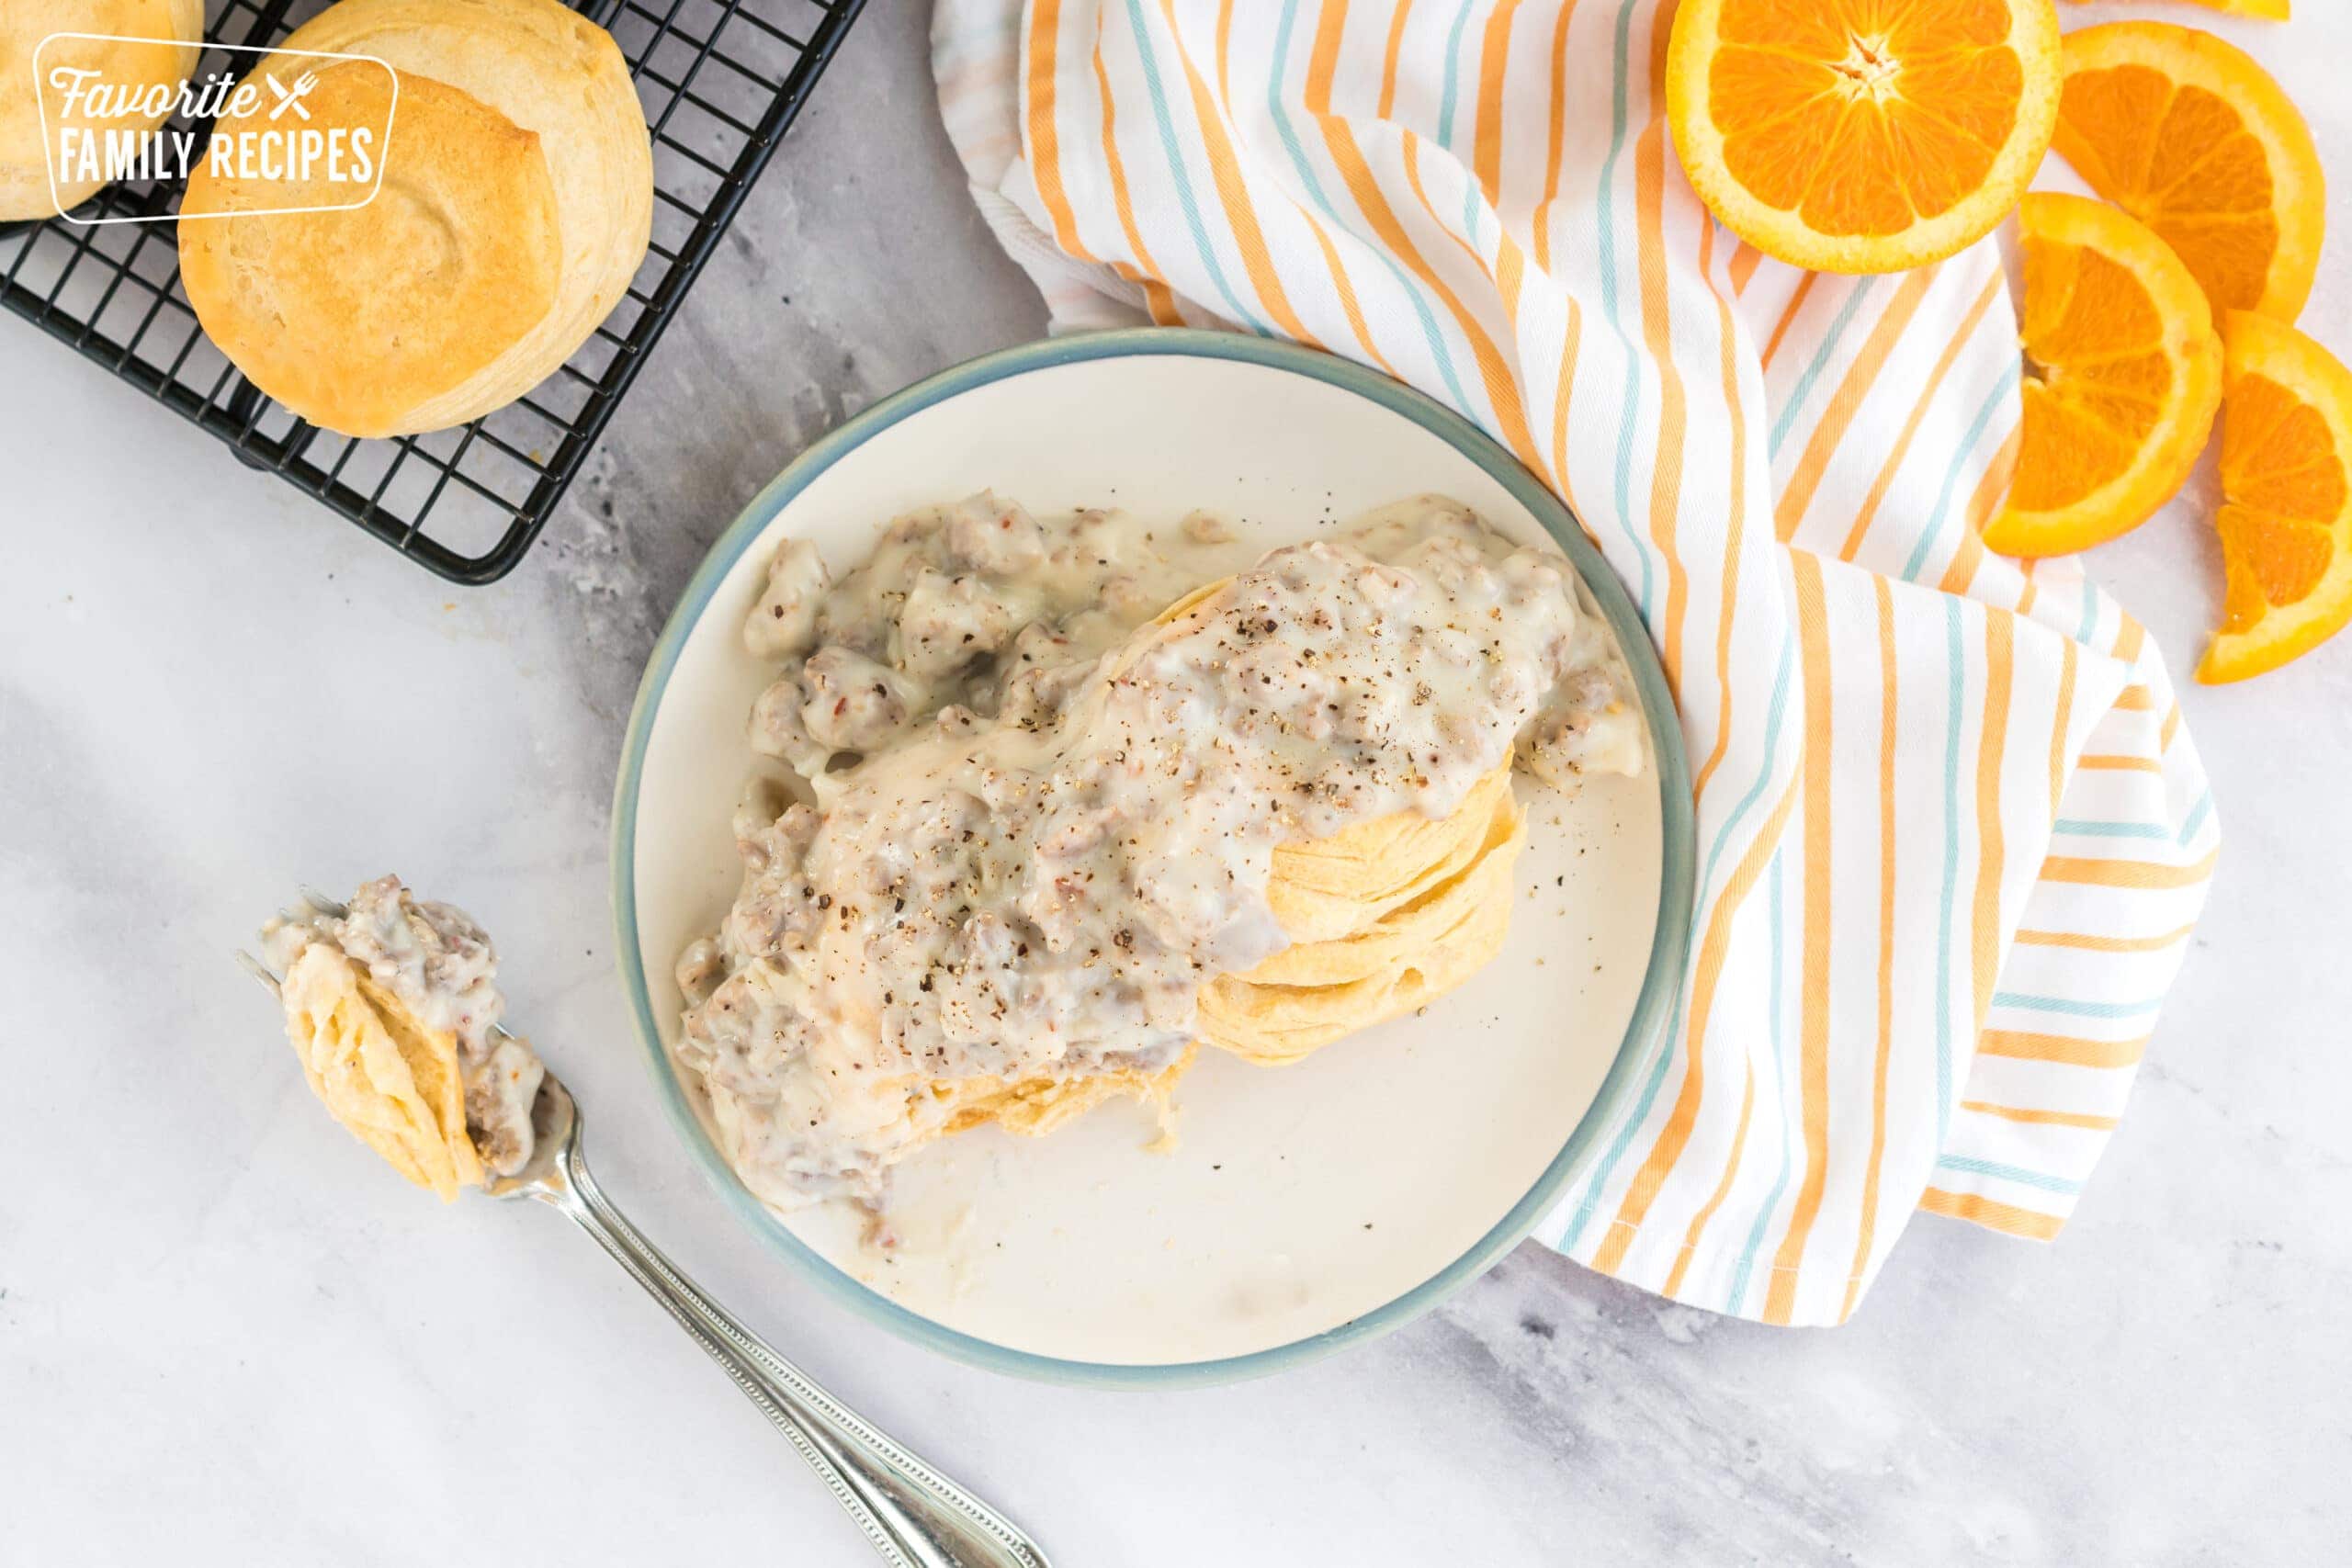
[
  {"xmin": 2052, "ymin": 22, "xmax": 2324, "ymax": 322},
  {"xmin": 2200, "ymin": 312, "xmax": 2352, "ymax": 682},
  {"xmin": 1983, "ymin": 193, "xmax": 2222, "ymax": 558},
  {"xmin": 2063, "ymin": 2, "xmax": 2288, "ymax": 17},
  {"xmin": 1666, "ymin": 0, "xmax": 2062, "ymax": 274}
]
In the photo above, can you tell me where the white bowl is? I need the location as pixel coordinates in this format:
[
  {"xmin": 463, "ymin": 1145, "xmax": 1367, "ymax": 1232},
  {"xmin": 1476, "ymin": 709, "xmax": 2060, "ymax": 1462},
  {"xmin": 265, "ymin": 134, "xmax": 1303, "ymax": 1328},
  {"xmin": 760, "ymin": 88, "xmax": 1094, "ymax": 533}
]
[{"xmin": 614, "ymin": 330, "xmax": 1694, "ymax": 1386}]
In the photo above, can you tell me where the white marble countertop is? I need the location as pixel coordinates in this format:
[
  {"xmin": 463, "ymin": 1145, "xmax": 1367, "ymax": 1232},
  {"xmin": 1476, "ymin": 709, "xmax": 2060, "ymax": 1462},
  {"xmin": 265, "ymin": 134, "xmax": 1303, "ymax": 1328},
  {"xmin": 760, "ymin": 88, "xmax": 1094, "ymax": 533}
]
[{"xmin": 4, "ymin": 3, "xmax": 2346, "ymax": 1562}]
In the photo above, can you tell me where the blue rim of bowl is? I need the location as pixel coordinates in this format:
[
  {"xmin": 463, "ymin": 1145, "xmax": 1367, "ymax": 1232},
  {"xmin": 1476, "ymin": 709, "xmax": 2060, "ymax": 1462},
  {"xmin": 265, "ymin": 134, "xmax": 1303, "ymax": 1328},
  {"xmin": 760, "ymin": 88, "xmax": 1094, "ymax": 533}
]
[{"xmin": 612, "ymin": 327, "xmax": 1696, "ymax": 1389}]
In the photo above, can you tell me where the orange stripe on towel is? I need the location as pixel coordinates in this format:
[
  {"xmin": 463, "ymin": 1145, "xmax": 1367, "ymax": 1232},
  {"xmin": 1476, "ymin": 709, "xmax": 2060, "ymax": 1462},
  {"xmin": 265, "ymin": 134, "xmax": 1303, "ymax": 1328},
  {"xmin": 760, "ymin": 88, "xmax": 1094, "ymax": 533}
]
[
  {"xmin": 1776, "ymin": 266, "xmax": 1939, "ymax": 542},
  {"xmin": 2038, "ymin": 846, "xmax": 2218, "ymax": 889},
  {"xmin": 1920, "ymin": 1188, "xmax": 2065, "ymax": 1239},
  {"xmin": 1970, "ymin": 613, "xmax": 2014, "ymax": 1034},
  {"xmin": 2012, "ymin": 923, "xmax": 2195, "ymax": 953},
  {"xmin": 1977, "ymin": 1030, "xmax": 2151, "ymax": 1069},
  {"xmin": 1962, "ymin": 1100, "xmax": 2120, "ymax": 1132},
  {"xmin": 1592, "ymin": 777, "xmax": 1801, "ymax": 1276},
  {"xmin": 1841, "ymin": 576, "xmax": 1900, "ymax": 1322},
  {"xmin": 1092, "ymin": 33, "xmax": 1181, "ymax": 323},
  {"xmin": 1764, "ymin": 552, "xmax": 1838, "ymax": 1325},
  {"xmin": 1025, "ymin": 0, "xmax": 1098, "ymax": 265},
  {"xmin": 1761, "ymin": 273, "xmax": 1816, "ymax": 370},
  {"xmin": 1838, "ymin": 271, "xmax": 2003, "ymax": 562},
  {"xmin": 1152, "ymin": 0, "xmax": 1319, "ymax": 347}
]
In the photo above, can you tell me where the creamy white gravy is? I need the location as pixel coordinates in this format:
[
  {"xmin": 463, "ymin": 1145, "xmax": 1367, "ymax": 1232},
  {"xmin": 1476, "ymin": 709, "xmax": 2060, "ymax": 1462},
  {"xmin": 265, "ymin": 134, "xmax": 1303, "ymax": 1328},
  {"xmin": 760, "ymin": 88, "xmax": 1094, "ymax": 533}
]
[
  {"xmin": 677, "ymin": 493, "xmax": 1643, "ymax": 1211},
  {"xmin": 264, "ymin": 876, "xmax": 544, "ymax": 1174}
]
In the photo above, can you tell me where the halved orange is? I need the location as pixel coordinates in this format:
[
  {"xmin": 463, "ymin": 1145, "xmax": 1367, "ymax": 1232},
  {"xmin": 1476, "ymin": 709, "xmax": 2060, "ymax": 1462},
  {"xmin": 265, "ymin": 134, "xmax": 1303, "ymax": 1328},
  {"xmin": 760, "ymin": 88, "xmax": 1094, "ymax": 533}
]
[
  {"xmin": 2052, "ymin": 22, "xmax": 2324, "ymax": 322},
  {"xmin": 1666, "ymin": 0, "xmax": 2062, "ymax": 274},
  {"xmin": 2201, "ymin": 313, "xmax": 2352, "ymax": 682},
  {"xmin": 1983, "ymin": 193, "xmax": 2222, "ymax": 558}
]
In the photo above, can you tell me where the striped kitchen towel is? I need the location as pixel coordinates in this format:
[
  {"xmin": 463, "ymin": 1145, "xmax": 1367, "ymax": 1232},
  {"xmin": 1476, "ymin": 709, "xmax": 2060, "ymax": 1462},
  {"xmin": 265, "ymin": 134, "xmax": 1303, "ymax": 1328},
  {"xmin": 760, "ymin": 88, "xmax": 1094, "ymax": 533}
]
[{"xmin": 931, "ymin": 0, "xmax": 2219, "ymax": 1325}]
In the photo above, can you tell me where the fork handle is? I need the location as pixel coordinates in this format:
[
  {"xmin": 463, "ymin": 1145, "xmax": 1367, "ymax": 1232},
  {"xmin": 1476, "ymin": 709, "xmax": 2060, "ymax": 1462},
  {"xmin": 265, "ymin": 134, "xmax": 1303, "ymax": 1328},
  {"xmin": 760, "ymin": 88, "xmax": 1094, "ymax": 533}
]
[{"xmin": 542, "ymin": 1141, "xmax": 1050, "ymax": 1568}]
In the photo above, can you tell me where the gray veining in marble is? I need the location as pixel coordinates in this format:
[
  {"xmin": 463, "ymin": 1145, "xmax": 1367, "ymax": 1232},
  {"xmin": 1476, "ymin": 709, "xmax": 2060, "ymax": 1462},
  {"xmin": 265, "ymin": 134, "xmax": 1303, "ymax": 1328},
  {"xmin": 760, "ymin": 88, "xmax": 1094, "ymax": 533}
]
[{"xmin": 2, "ymin": 3, "xmax": 2346, "ymax": 1562}]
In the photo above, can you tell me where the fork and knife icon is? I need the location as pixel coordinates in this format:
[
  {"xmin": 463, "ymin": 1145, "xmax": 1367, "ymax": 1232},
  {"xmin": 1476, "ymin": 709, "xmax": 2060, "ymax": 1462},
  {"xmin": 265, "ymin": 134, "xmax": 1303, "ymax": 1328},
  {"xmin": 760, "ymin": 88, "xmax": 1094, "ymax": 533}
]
[{"xmin": 265, "ymin": 70, "xmax": 319, "ymax": 121}]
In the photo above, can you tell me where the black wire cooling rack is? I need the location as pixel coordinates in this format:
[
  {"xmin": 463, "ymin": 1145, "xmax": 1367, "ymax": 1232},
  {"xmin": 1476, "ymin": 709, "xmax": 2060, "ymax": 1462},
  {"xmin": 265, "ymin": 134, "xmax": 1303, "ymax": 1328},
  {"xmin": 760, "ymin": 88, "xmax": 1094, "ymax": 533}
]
[{"xmin": 0, "ymin": 0, "xmax": 865, "ymax": 583}]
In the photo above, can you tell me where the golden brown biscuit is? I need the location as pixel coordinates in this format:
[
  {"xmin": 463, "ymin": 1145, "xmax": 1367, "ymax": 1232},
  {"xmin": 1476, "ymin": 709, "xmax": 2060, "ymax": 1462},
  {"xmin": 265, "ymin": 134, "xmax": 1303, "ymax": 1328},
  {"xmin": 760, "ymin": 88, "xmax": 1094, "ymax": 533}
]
[
  {"xmin": 928, "ymin": 1043, "xmax": 1197, "ymax": 1140},
  {"xmin": 911, "ymin": 765, "xmax": 1525, "ymax": 1142},
  {"xmin": 180, "ymin": 64, "xmax": 561, "ymax": 438},
  {"xmin": 0, "ymin": 0, "xmax": 202, "ymax": 220},
  {"xmin": 178, "ymin": 0, "xmax": 652, "ymax": 436},
  {"xmin": 1199, "ymin": 766, "xmax": 1528, "ymax": 1066},
  {"xmin": 860, "ymin": 578, "xmax": 1540, "ymax": 1154},
  {"xmin": 278, "ymin": 943, "xmax": 487, "ymax": 1201},
  {"xmin": 1264, "ymin": 764, "xmax": 1517, "ymax": 943}
]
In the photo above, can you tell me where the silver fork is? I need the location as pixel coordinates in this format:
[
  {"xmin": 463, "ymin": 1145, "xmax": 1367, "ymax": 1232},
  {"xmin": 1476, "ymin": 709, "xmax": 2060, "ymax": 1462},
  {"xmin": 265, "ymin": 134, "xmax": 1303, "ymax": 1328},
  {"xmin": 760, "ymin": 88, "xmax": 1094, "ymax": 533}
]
[{"xmin": 237, "ymin": 889, "xmax": 1050, "ymax": 1568}]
